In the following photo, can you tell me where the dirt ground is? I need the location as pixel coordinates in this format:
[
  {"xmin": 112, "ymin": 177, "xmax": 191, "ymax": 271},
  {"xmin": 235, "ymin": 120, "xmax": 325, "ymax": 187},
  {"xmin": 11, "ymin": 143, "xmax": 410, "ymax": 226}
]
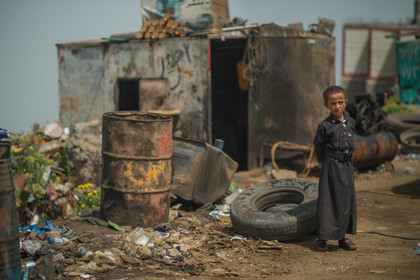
[{"xmin": 25, "ymin": 154, "xmax": 420, "ymax": 280}]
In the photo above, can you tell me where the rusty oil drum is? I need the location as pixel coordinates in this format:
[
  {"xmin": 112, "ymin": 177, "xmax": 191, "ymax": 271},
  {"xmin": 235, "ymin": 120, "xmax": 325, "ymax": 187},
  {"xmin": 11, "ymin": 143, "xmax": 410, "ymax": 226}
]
[
  {"xmin": 100, "ymin": 112, "xmax": 172, "ymax": 227},
  {"xmin": 353, "ymin": 132, "xmax": 398, "ymax": 169},
  {"xmin": 0, "ymin": 142, "xmax": 21, "ymax": 280}
]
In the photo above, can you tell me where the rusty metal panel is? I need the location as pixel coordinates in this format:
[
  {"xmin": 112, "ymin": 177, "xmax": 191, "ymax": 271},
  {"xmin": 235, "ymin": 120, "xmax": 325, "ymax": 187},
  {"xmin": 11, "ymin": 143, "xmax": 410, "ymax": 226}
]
[
  {"xmin": 247, "ymin": 35, "xmax": 335, "ymax": 169},
  {"xmin": 104, "ymin": 38, "xmax": 210, "ymax": 142},
  {"xmin": 171, "ymin": 137, "xmax": 238, "ymax": 205},
  {"xmin": 57, "ymin": 45, "xmax": 107, "ymax": 128}
]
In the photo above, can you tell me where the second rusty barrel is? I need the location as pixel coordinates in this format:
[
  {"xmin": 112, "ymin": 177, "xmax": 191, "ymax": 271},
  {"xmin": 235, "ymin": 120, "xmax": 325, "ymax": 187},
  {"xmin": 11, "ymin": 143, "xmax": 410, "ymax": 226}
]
[
  {"xmin": 0, "ymin": 142, "xmax": 21, "ymax": 280},
  {"xmin": 353, "ymin": 131, "xmax": 398, "ymax": 169},
  {"xmin": 100, "ymin": 112, "xmax": 172, "ymax": 227}
]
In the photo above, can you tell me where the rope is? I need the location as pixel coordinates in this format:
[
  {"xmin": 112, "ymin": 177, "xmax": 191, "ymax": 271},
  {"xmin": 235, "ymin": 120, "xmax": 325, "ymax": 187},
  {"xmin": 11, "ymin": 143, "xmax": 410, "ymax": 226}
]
[
  {"xmin": 241, "ymin": 27, "xmax": 268, "ymax": 110},
  {"xmin": 270, "ymin": 141, "xmax": 315, "ymax": 177},
  {"xmin": 244, "ymin": 28, "xmax": 268, "ymax": 82},
  {"xmin": 356, "ymin": 190, "xmax": 420, "ymax": 199},
  {"xmin": 358, "ymin": 230, "xmax": 420, "ymax": 240}
]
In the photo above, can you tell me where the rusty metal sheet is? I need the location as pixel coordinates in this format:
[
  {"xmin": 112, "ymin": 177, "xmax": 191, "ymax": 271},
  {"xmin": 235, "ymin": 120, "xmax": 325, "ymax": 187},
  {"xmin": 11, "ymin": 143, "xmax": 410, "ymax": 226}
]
[
  {"xmin": 57, "ymin": 46, "xmax": 107, "ymax": 128},
  {"xmin": 171, "ymin": 137, "xmax": 238, "ymax": 205},
  {"xmin": 247, "ymin": 34, "xmax": 335, "ymax": 169}
]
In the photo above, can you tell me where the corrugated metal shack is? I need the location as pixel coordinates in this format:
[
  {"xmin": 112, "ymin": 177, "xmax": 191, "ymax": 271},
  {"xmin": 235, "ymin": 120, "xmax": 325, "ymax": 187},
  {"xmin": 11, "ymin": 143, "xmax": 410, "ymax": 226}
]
[{"xmin": 56, "ymin": 23, "xmax": 335, "ymax": 170}]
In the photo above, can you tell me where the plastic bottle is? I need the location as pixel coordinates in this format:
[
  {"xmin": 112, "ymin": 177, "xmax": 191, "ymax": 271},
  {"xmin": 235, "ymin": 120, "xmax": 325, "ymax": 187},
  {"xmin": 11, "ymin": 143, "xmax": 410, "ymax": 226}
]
[
  {"xmin": 214, "ymin": 139, "xmax": 224, "ymax": 150},
  {"xmin": 405, "ymin": 166, "xmax": 417, "ymax": 174},
  {"xmin": 78, "ymin": 247, "xmax": 88, "ymax": 257},
  {"xmin": 50, "ymin": 238, "xmax": 64, "ymax": 244}
]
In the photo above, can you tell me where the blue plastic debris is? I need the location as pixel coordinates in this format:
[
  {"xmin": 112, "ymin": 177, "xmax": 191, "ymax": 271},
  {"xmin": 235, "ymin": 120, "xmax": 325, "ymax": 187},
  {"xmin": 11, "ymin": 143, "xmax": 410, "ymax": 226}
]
[
  {"xmin": 411, "ymin": 248, "xmax": 420, "ymax": 254},
  {"xmin": 0, "ymin": 128, "xmax": 11, "ymax": 140},
  {"xmin": 19, "ymin": 220, "xmax": 77, "ymax": 238}
]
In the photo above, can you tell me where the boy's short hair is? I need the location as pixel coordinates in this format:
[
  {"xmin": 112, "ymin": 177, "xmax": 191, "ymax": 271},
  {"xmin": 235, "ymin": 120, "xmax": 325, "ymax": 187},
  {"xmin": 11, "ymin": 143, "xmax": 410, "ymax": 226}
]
[{"xmin": 323, "ymin": 86, "xmax": 345, "ymax": 103}]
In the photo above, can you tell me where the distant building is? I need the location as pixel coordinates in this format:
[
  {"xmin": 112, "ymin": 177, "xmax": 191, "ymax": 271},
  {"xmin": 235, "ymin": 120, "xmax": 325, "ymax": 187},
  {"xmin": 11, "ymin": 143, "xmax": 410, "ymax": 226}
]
[{"xmin": 341, "ymin": 22, "xmax": 420, "ymax": 102}]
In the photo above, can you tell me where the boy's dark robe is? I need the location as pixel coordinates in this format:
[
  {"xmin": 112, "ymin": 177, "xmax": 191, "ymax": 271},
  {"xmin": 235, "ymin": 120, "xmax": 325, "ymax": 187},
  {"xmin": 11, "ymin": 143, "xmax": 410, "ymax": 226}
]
[{"xmin": 314, "ymin": 113, "xmax": 357, "ymax": 240}]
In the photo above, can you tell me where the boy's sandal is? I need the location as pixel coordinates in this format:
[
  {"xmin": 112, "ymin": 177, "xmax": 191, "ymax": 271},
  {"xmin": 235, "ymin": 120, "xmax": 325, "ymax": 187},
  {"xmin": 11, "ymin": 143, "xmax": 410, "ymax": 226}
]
[
  {"xmin": 338, "ymin": 238, "xmax": 357, "ymax": 251},
  {"xmin": 315, "ymin": 239, "xmax": 328, "ymax": 252}
]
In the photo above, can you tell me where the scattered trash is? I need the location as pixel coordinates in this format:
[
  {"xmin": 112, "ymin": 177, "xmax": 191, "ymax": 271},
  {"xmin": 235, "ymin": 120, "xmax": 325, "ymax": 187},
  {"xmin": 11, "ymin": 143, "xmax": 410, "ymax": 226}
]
[
  {"xmin": 21, "ymin": 261, "xmax": 36, "ymax": 280},
  {"xmin": 411, "ymin": 248, "xmax": 420, "ymax": 254},
  {"xmin": 369, "ymin": 269, "xmax": 386, "ymax": 274},
  {"xmin": 20, "ymin": 220, "xmax": 77, "ymax": 239},
  {"xmin": 177, "ymin": 228, "xmax": 190, "ymax": 235},
  {"xmin": 0, "ymin": 127, "xmax": 11, "ymax": 140},
  {"xmin": 216, "ymin": 251, "xmax": 232, "ymax": 262},
  {"xmin": 21, "ymin": 239, "xmax": 43, "ymax": 255},
  {"xmin": 231, "ymin": 235, "xmax": 247, "ymax": 242},
  {"xmin": 108, "ymin": 220, "xmax": 124, "ymax": 231},
  {"xmin": 156, "ymin": 231, "xmax": 170, "ymax": 238},
  {"xmin": 209, "ymin": 210, "xmax": 230, "ymax": 220},
  {"xmin": 78, "ymin": 247, "xmax": 89, "ymax": 257},
  {"xmin": 154, "ymin": 222, "xmax": 172, "ymax": 232},
  {"xmin": 405, "ymin": 166, "xmax": 417, "ymax": 174},
  {"xmin": 224, "ymin": 188, "xmax": 243, "ymax": 205},
  {"xmin": 49, "ymin": 237, "xmax": 65, "ymax": 244},
  {"xmin": 125, "ymin": 227, "xmax": 157, "ymax": 247},
  {"xmin": 215, "ymin": 204, "xmax": 230, "ymax": 213}
]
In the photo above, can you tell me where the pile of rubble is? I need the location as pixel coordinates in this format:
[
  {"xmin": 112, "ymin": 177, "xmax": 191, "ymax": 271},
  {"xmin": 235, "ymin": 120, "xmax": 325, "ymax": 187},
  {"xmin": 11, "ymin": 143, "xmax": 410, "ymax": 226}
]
[
  {"xmin": 18, "ymin": 188, "xmax": 283, "ymax": 279},
  {"xmin": 10, "ymin": 119, "xmax": 102, "ymax": 225}
]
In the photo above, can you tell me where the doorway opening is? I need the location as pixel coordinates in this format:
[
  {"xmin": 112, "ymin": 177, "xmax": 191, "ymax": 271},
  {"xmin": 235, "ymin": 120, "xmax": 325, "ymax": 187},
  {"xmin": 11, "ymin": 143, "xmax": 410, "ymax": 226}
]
[
  {"xmin": 210, "ymin": 39, "xmax": 248, "ymax": 170},
  {"xmin": 117, "ymin": 78, "xmax": 140, "ymax": 111}
]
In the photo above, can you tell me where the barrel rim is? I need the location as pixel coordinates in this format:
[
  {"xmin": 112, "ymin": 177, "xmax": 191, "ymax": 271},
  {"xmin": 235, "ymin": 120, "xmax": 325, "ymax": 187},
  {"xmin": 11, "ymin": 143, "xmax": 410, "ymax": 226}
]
[
  {"xmin": 102, "ymin": 151, "xmax": 172, "ymax": 161},
  {"xmin": 103, "ymin": 111, "xmax": 173, "ymax": 122},
  {"xmin": 0, "ymin": 141, "xmax": 11, "ymax": 147}
]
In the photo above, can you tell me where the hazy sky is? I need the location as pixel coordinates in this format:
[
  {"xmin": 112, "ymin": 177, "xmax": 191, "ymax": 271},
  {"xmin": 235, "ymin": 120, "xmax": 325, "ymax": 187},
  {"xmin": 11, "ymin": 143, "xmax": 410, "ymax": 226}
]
[{"xmin": 0, "ymin": 0, "xmax": 414, "ymax": 133}]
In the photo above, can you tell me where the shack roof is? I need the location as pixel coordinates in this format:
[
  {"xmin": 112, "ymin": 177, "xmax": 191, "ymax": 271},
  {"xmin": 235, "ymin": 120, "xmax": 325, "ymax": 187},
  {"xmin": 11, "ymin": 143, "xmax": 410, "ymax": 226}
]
[{"xmin": 56, "ymin": 23, "xmax": 333, "ymax": 48}]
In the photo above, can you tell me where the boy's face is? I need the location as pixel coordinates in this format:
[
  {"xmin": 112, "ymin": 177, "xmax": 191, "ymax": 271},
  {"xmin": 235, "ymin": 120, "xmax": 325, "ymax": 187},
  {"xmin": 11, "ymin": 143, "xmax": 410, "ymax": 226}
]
[{"xmin": 324, "ymin": 92, "xmax": 347, "ymax": 120}]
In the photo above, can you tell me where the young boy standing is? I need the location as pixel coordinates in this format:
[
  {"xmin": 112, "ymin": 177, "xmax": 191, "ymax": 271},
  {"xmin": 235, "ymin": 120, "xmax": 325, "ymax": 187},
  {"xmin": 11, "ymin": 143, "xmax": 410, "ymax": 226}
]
[{"xmin": 313, "ymin": 85, "xmax": 357, "ymax": 252}]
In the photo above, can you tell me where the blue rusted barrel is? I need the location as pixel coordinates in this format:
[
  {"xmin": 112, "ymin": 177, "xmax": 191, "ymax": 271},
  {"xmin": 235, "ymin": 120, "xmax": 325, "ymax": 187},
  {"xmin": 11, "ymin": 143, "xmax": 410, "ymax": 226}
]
[
  {"xmin": 100, "ymin": 112, "xmax": 172, "ymax": 227},
  {"xmin": 0, "ymin": 142, "xmax": 21, "ymax": 280}
]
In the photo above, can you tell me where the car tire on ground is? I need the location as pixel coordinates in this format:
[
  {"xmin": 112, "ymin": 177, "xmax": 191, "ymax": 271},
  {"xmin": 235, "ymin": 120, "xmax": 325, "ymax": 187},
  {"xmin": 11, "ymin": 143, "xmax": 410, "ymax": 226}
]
[
  {"xmin": 385, "ymin": 113, "xmax": 420, "ymax": 139},
  {"xmin": 230, "ymin": 178, "xmax": 318, "ymax": 241},
  {"xmin": 400, "ymin": 128, "xmax": 420, "ymax": 154}
]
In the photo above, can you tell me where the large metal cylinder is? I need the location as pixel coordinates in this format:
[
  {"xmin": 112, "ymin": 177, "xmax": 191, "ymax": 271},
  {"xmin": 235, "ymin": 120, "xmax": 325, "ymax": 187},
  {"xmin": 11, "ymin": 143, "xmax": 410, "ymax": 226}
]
[
  {"xmin": 100, "ymin": 112, "xmax": 172, "ymax": 227},
  {"xmin": 353, "ymin": 132, "xmax": 398, "ymax": 169},
  {"xmin": 0, "ymin": 142, "xmax": 21, "ymax": 280}
]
